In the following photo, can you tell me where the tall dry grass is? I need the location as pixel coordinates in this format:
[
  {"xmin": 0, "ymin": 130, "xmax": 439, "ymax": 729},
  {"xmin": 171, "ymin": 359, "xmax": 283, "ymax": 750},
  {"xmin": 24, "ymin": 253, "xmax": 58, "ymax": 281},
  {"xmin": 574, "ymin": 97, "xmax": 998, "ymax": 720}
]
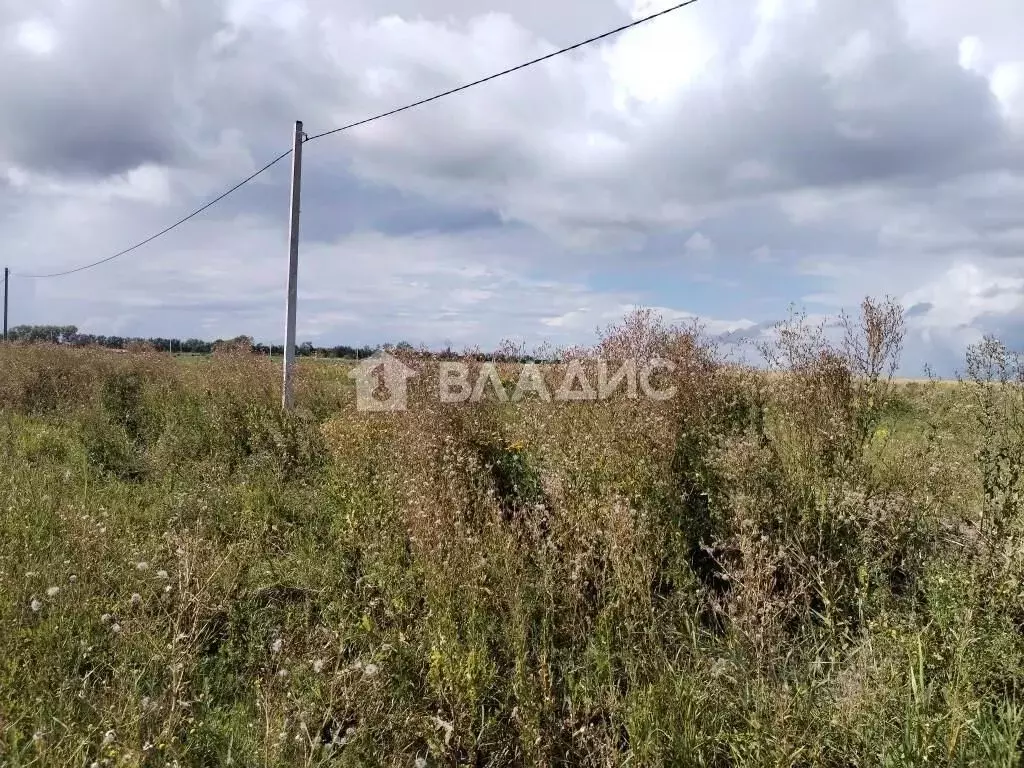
[{"xmin": 0, "ymin": 299, "xmax": 1022, "ymax": 766}]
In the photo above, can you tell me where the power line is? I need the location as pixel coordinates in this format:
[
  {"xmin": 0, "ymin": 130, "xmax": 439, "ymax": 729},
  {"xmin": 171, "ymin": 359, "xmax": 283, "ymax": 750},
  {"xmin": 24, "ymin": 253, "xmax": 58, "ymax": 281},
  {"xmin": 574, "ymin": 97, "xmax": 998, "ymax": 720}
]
[
  {"xmin": 14, "ymin": 0, "xmax": 703, "ymax": 279},
  {"xmin": 305, "ymin": 0, "xmax": 702, "ymax": 143},
  {"xmin": 14, "ymin": 149, "xmax": 294, "ymax": 279}
]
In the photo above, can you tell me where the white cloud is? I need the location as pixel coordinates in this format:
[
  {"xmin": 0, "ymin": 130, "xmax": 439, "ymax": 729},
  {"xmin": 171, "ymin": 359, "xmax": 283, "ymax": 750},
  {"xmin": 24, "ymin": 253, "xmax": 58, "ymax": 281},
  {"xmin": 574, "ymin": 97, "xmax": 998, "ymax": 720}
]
[
  {"xmin": 903, "ymin": 261, "xmax": 1024, "ymax": 329},
  {"xmin": 0, "ymin": 0, "xmax": 1023, "ymax": 375},
  {"xmin": 684, "ymin": 231, "xmax": 714, "ymax": 257},
  {"xmin": 14, "ymin": 18, "xmax": 58, "ymax": 57}
]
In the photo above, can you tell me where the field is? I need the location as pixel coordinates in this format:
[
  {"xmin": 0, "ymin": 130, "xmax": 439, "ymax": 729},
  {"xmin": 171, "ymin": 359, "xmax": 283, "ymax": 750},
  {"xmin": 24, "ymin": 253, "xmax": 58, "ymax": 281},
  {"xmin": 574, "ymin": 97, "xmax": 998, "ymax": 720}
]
[{"xmin": 3, "ymin": 303, "xmax": 1024, "ymax": 767}]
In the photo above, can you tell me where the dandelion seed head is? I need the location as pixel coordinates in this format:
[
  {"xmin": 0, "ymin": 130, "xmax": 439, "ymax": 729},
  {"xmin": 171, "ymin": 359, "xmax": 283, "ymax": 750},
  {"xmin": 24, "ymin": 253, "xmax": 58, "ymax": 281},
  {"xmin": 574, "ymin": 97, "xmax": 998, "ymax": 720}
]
[
  {"xmin": 156, "ymin": 570, "xmax": 169, "ymax": 580},
  {"xmin": 102, "ymin": 729, "xmax": 116, "ymax": 745},
  {"xmin": 415, "ymin": 757, "xmax": 428, "ymax": 768},
  {"xmin": 68, "ymin": 575, "xmax": 77, "ymax": 583},
  {"xmin": 29, "ymin": 598, "xmax": 42, "ymax": 612},
  {"xmin": 136, "ymin": 561, "xmax": 149, "ymax": 571},
  {"xmin": 163, "ymin": 584, "xmax": 172, "ymax": 593},
  {"xmin": 312, "ymin": 658, "xmax": 325, "ymax": 673},
  {"xmin": 111, "ymin": 623, "xmax": 122, "ymax": 634},
  {"xmin": 363, "ymin": 662, "xmax": 380, "ymax": 678},
  {"xmin": 131, "ymin": 593, "xmax": 142, "ymax": 606},
  {"xmin": 46, "ymin": 586, "xmax": 60, "ymax": 597},
  {"xmin": 270, "ymin": 638, "xmax": 283, "ymax": 654}
]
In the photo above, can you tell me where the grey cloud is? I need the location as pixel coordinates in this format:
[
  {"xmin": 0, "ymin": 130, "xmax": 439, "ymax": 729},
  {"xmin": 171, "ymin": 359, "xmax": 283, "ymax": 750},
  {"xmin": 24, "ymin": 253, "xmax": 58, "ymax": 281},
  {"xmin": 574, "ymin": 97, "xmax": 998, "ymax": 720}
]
[
  {"xmin": 2, "ymin": 0, "xmax": 1024, "ymax": 376},
  {"xmin": 326, "ymin": 0, "xmax": 1020, "ymax": 235},
  {"xmin": 0, "ymin": 0, "xmax": 347, "ymax": 180},
  {"xmin": 0, "ymin": 1, "xmax": 226, "ymax": 176}
]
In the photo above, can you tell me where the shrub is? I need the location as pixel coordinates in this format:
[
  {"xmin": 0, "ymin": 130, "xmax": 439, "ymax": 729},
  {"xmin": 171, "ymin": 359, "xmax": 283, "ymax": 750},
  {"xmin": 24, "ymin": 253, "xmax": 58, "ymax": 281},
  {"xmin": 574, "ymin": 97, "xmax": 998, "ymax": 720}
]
[{"xmin": 3, "ymin": 300, "xmax": 1024, "ymax": 765}]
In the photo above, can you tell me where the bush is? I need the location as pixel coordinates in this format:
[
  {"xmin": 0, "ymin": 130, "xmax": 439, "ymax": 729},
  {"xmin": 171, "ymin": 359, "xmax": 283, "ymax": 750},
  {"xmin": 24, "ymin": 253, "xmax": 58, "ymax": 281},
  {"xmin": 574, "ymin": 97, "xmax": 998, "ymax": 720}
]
[{"xmin": 2, "ymin": 301, "xmax": 1024, "ymax": 765}]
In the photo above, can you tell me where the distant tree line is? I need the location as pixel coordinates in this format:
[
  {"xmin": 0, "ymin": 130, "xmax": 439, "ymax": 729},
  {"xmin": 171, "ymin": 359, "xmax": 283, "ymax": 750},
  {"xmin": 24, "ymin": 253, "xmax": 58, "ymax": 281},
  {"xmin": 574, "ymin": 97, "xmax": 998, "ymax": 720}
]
[
  {"xmin": 4, "ymin": 325, "xmax": 377, "ymax": 358},
  {"xmin": 3, "ymin": 325, "xmax": 545, "ymax": 362}
]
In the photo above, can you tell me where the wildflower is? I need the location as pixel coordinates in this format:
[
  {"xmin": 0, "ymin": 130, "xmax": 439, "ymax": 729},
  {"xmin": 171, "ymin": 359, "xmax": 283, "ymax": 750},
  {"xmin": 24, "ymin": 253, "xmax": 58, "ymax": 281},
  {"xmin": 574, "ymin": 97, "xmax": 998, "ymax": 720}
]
[
  {"xmin": 270, "ymin": 638, "xmax": 283, "ymax": 654},
  {"xmin": 312, "ymin": 658, "xmax": 325, "ymax": 674},
  {"xmin": 46, "ymin": 586, "xmax": 60, "ymax": 597},
  {"xmin": 131, "ymin": 593, "xmax": 142, "ymax": 606},
  {"xmin": 100, "ymin": 613, "xmax": 112, "ymax": 624},
  {"xmin": 136, "ymin": 561, "xmax": 149, "ymax": 571},
  {"xmin": 29, "ymin": 598, "xmax": 42, "ymax": 613},
  {"xmin": 156, "ymin": 570, "xmax": 169, "ymax": 580}
]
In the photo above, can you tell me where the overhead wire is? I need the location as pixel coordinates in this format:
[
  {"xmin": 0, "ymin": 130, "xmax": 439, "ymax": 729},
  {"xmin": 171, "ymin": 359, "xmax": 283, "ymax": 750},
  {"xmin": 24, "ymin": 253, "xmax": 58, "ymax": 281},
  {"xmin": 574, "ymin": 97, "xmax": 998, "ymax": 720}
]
[
  {"xmin": 14, "ymin": 149, "xmax": 294, "ymax": 278},
  {"xmin": 303, "ymin": 0, "xmax": 702, "ymax": 142},
  {"xmin": 14, "ymin": 0, "xmax": 703, "ymax": 279}
]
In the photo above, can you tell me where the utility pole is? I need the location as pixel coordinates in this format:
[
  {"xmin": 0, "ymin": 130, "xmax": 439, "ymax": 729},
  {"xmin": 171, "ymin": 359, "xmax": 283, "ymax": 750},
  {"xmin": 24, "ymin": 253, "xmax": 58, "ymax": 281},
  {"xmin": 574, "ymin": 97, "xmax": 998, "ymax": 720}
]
[
  {"xmin": 282, "ymin": 120, "xmax": 304, "ymax": 410},
  {"xmin": 3, "ymin": 267, "xmax": 8, "ymax": 342}
]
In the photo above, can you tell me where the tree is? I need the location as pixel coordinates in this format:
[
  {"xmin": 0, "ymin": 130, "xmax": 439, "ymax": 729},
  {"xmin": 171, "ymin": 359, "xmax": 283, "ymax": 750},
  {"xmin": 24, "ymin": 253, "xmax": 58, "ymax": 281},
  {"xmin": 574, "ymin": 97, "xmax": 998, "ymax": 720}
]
[{"xmin": 8, "ymin": 325, "xmax": 78, "ymax": 344}]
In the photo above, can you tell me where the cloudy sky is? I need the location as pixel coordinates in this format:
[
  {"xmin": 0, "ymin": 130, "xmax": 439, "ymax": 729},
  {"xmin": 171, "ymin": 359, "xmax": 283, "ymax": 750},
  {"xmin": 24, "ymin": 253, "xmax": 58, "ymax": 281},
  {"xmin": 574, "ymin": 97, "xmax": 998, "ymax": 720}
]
[{"xmin": 2, "ymin": 0, "xmax": 1023, "ymax": 374}]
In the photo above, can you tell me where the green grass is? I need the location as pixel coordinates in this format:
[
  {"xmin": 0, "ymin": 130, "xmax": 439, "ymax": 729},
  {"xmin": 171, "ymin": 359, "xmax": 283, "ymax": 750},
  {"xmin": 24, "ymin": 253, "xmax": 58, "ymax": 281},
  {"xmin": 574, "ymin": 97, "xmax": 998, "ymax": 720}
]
[{"xmin": 2, "ymin": 309, "xmax": 1024, "ymax": 767}]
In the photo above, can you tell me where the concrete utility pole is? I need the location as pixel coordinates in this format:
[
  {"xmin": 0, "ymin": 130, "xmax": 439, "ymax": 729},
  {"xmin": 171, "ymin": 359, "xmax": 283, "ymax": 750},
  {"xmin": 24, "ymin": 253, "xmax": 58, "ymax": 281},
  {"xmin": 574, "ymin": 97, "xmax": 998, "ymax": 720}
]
[
  {"xmin": 282, "ymin": 120, "xmax": 304, "ymax": 411},
  {"xmin": 3, "ymin": 267, "xmax": 8, "ymax": 341}
]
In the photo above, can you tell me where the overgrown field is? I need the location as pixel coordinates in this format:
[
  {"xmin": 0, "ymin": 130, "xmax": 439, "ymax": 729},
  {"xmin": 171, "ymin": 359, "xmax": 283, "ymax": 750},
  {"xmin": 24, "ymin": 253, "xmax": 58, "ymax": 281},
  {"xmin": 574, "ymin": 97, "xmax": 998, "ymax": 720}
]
[{"xmin": 3, "ymin": 303, "xmax": 1024, "ymax": 767}]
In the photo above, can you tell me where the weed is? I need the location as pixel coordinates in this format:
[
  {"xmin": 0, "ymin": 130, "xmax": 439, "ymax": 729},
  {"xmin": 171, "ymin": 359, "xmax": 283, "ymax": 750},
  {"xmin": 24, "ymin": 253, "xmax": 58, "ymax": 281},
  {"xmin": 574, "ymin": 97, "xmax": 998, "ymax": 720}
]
[{"xmin": 1, "ymin": 301, "xmax": 1023, "ymax": 766}]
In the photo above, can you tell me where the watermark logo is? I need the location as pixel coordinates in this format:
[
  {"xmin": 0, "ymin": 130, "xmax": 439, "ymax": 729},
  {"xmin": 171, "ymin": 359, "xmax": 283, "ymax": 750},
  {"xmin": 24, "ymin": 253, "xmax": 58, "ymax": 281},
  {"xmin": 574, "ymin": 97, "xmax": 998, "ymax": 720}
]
[
  {"xmin": 348, "ymin": 351, "xmax": 418, "ymax": 412},
  {"xmin": 351, "ymin": 356, "xmax": 676, "ymax": 412}
]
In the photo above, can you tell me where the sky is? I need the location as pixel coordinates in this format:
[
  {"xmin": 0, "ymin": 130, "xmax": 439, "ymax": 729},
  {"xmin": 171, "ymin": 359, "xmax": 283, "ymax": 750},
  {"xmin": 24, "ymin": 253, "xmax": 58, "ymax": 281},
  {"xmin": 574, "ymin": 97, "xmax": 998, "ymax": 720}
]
[{"xmin": 1, "ymin": 0, "xmax": 1023, "ymax": 376}]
